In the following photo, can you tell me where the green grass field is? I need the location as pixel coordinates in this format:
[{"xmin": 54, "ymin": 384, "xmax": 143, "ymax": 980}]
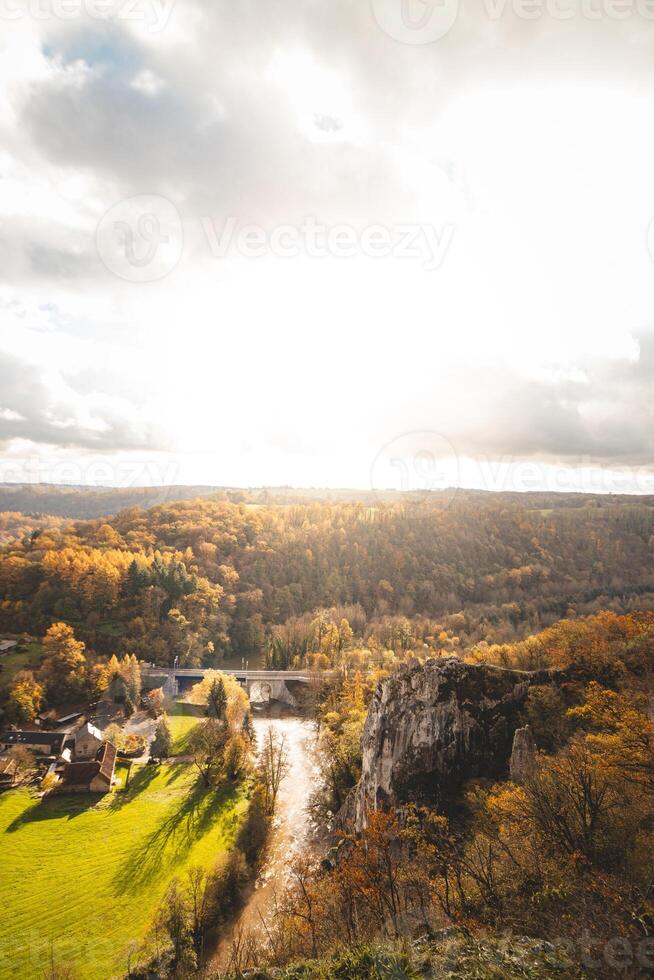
[
  {"xmin": 168, "ymin": 700, "xmax": 204, "ymax": 754},
  {"xmin": 0, "ymin": 763, "xmax": 248, "ymax": 979},
  {"xmin": 0, "ymin": 641, "xmax": 42, "ymax": 694},
  {"xmin": 113, "ymin": 762, "xmax": 131, "ymax": 789}
]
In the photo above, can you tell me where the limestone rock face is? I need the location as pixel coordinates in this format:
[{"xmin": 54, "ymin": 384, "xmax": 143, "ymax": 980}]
[
  {"xmin": 509, "ymin": 725, "xmax": 536, "ymax": 783},
  {"xmin": 348, "ymin": 656, "xmax": 548, "ymax": 831}
]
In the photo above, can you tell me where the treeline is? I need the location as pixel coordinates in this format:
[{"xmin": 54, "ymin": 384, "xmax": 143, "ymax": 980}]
[
  {"xmin": 1, "ymin": 495, "xmax": 654, "ymax": 669},
  {"xmin": 3, "ymin": 482, "xmax": 654, "ymax": 519},
  {"xmin": 0, "ymin": 484, "xmax": 223, "ymax": 519}
]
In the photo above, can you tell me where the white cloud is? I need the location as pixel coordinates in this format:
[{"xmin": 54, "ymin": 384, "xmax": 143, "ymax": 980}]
[
  {"xmin": 130, "ymin": 68, "xmax": 165, "ymax": 96},
  {"xmin": 1, "ymin": 1, "xmax": 654, "ymax": 488}
]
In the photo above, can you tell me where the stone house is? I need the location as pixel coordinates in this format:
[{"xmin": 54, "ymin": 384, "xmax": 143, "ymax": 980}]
[
  {"xmin": 60, "ymin": 742, "xmax": 117, "ymax": 794},
  {"xmin": 74, "ymin": 722, "xmax": 104, "ymax": 759},
  {"xmin": 0, "ymin": 730, "xmax": 67, "ymax": 757}
]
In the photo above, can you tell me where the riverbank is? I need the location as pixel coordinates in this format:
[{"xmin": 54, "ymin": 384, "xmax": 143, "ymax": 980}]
[{"xmin": 206, "ymin": 934, "xmax": 580, "ymax": 979}]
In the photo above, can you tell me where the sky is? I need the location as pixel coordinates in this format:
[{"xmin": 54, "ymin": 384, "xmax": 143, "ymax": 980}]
[{"xmin": 2, "ymin": 0, "xmax": 654, "ymax": 494}]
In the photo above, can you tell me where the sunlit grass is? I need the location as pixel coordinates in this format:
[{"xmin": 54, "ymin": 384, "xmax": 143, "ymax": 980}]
[
  {"xmin": 0, "ymin": 763, "xmax": 248, "ymax": 979},
  {"xmin": 0, "ymin": 642, "xmax": 42, "ymax": 694},
  {"xmin": 113, "ymin": 762, "xmax": 131, "ymax": 790},
  {"xmin": 168, "ymin": 700, "xmax": 204, "ymax": 754}
]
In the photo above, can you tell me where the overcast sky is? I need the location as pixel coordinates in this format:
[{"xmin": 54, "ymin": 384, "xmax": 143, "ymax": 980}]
[{"xmin": 2, "ymin": 0, "xmax": 654, "ymax": 493}]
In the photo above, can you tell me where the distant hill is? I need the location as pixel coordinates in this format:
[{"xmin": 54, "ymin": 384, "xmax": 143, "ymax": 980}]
[
  {"xmin": 0, "ymin": 483, "xmax": 224, "ymax": 519},
  {"xmin": 1, "ymin": 482, "xmax": 654, "ymax": 521}
]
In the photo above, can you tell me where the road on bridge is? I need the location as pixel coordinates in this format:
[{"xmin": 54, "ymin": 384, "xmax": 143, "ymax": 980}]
[{"xmin": 142, "ymin": 666, "xmax": 336, "ymax": 682}]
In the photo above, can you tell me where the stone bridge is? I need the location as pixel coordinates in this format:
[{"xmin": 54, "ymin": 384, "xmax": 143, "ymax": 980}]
[{"xmin": 142, "ymin": 666, "xmax": 334, "ymax": 706}]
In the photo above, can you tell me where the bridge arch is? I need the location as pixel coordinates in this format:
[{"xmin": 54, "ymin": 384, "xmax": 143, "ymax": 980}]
[{"xmin": 249, "ymin": 680, "xmax": 273, "ymax": 704}]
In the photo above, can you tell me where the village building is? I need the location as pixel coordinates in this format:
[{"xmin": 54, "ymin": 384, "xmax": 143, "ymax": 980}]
[
  {"xmin": 54, "ymin": 712, "xmax": 85, "ymax": 728},
  {"xmin": 74, "ymin": 722, "xmax": 103, "ymax": 758},
  {"xmin": 0, "ymin": 757, "xmax": 18, "ymax": 788},
  {"xmin": 0, "ymin": 730, "xmax": 67, "ymax": 757},
  {"xmin": 36, "ymin": 708, "xmax": 86, "ymax": 730},
  {"xmin": 0, "ymin": 639, "xmax": 17, "ymax": 655},
  {"xmin": 60, "ymin": 742, "xmax": 117, "ymax": 794}
]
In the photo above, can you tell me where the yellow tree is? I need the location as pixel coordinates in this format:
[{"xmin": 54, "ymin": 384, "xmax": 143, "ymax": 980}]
[
  {"xmin": 569, "ymin": 682, "xmax": 654, "ymax": 794},
  {"xmin": 42, "ymin": 622, "xmax": 87, "ymax": 703},
  {"xmin": 187, "ymin": 670, "xmax": 249, "ymax": 729},
  {"xmin": 7, "ymin": 671, "xmax": 44, "ymax": 723}
]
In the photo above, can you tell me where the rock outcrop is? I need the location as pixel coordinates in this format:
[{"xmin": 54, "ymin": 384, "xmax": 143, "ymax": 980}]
[
  {"xmin": 509, "ymin": 725, "xmax": 536, "ymax": 783},
  {"xmin": 346, "ymin": 656, "xmax": 551, "ymax": 831}
]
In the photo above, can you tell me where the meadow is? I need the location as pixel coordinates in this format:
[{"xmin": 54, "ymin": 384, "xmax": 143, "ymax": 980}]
[
  {"xmin": 0, "ymin": 641, "xmax": 42, "ymax": 696},
  {"xmin": 168, "ymin": 700, "xmax": 204, "ymax": 754},
  {"xmin": 0, "ymin": 763, "xmax": 248, "ymax": 979}
]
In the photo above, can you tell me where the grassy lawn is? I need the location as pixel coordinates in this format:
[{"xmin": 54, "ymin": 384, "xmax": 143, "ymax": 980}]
[
  {"xmin": 0, "ymin": 763, "xmax": 248, "ymax": 979},
  {"xmin": 168, "ymin": 700, "xmax": 204, "ymax": 754},
  {"xmin": 113, "ymin": 762, "xmax": 131, "ymax": 790},
  {"xmin": 0, "ymin": 642, "xmax": 42, "ymax": 694}
]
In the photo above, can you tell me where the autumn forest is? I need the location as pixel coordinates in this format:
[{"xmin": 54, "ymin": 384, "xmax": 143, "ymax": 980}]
[{"xmin": 2, "ymin": 490, "xmax": 653, "ymax": 675}]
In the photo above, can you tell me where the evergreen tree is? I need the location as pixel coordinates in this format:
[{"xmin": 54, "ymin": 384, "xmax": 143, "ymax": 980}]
[
  {"xmin": 207, "ymin": 677, "xmax": 227, "ymax": 721},
  {"xmin": 242, "ymin": 710, "xmax": 255, "ymax": 743},
  {"xmin": 151, "ymin": 715, "xmax": 173, "ymax": 761}
]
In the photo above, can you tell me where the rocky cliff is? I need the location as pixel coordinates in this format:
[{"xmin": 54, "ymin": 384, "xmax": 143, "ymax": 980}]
[{"xmin": 346, "ymin": 656, "xmax": 552, "ymax": 831}]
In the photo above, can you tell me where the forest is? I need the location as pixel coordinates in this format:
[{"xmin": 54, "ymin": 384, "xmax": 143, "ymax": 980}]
[
  {"xmin": 0, "ymin": 489, "xmax": 653, "ymax": 726},
  {"xmin": 1, "ymin": 492, "xmax": 654, "ymax": 670}
]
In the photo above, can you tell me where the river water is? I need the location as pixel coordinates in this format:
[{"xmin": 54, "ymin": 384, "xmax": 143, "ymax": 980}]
[
  {"xmin": 211, "ymin": 705, "xmax": 321, "ymax": 970},
  {"xmin": 218, "ymin": 651, "xmax": 267, "ymax": 671}
]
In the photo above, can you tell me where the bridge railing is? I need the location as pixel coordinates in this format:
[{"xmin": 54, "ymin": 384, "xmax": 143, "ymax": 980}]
[{"xmin": 142, "ymin": 666, "xmax": 336, "ymax": 681}]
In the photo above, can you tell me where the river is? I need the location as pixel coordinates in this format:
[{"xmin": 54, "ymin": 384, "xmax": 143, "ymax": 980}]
[
  {"xmin": 218, "ymin": 651, "xmax": 267, "ymax": 672},
  {"xmin": 211, "ymin": 704, "xmax": 321, "ymax": 970}
]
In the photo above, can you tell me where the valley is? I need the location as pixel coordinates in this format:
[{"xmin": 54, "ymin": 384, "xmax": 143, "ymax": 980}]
[{"xmin": 0, "ymin": 490, "xmax": 653, "ymax": 978}]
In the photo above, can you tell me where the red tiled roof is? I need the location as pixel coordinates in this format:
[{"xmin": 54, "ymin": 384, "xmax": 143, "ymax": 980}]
[
  {"xmin": 98, "ymin": 741, "xmax": 117, "ymax": 781},
  {"xmin": 62, "ymin": 761, "xmax": 99, "ymax": 786},
  {"xmin": 61, "ymin": 741, "xmax": 117, "ymax": 787}
]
